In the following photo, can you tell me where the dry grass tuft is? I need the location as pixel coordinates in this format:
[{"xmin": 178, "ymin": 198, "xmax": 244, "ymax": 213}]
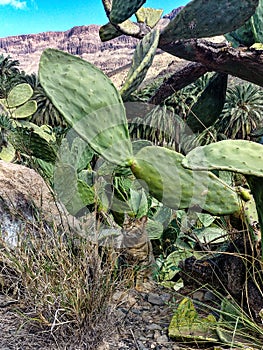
[{"xmin": 0, "ymin": 223, "xmax": 124, "ymax": 348}]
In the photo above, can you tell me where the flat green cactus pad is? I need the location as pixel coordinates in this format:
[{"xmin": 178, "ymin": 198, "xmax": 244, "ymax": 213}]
[
  {"xmin": 120, "ymin": 29, "xmax": 159, "ymax": 101},
  {"xmin": 135, "ymin": 8, "xmax": 163, "ymax": 28},
  {"xmin": 7, "ymin": 83, "xmax": 33, "ymax": 108},
  {"xmin": 131, "ymin": 146, "xmax": 240, "ymax": 215},
  {"xmin": 160, "ymin": 0, "xmax": 259, "ymax": 45},
  {"xmin": 12, "ymin": 100, "xmax": 37, "ymax": 119},
  {"xmin": 110, "ymin": 0, "xmax": 146, "ymax": 24},
  {"xmin": 39, "ymin": 49, "xmax": 132, "ymax": 166},
  {"xmin": 183, "ymin": 140, "xmax": 263, "ymax": 177}
]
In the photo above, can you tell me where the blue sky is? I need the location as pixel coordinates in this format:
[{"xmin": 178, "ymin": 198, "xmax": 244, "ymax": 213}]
[{"xmin": 0, "ymin": 0, "xmax": 188, "ymax": 38}]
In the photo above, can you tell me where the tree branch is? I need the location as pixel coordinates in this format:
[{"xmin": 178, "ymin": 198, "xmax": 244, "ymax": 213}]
[
  {"xmin": 159, "ymin": 39, "xmax": 263, "ymax": 87},
  {"xmin": 149, "ymin": 62, "xmax": 208, "ymax": 105}
]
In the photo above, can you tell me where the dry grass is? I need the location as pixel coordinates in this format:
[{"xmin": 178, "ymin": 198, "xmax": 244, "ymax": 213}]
[{"xmin": 0, "ymin": 222, "xmax": 123, "ymax": 348}]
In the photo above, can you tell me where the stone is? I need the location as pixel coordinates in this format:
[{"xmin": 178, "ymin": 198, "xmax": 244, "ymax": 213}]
[
  {"xmin": 148, "ymin": 293, "xmax": 165, "ymax": 306},
  {"xmin": 156, "ymin": 335, "xmax": 169, "ymax": 343},
  {"xmin": 146, "ymin": 324, "xmax": 162, "ymax": 331},
  {"xmin": 0, "ymin": 160, "xmax": 73, "ymax": 246}
]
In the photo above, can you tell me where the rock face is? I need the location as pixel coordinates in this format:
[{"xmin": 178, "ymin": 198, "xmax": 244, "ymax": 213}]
[
  {"xmin": 0, "ymin": 160, "xmax": 72, "ymax": 246},
  {"xmin": 0, "ymin": 24, "xmax": 138, "ymax": 74},
  {"xmin": 0, "ymin": 8, "xmax": 183, "ymax": 75}
]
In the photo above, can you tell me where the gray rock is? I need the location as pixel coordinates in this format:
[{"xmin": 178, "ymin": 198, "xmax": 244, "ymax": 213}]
[
  {"xmin": 146, "ymin": 323, "xmax": 162, "ymax": 331},
  {"xmin": 148, "ymin": 293, "xmax": 165, "ymax": 306},
  {"xmin": 156, "ymin": 335, "xmax": 169, "ymax": 343}
]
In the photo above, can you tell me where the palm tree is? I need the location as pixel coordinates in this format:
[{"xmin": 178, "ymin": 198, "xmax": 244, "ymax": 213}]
[
  {"xmin": 0, "ymin": 54, "xmax": 24, "ymax": 98},
  {"xmin": 217, "ymin": 83, "xmax": 263, "ymax": 139},
  {"xmin": 20, "ymin": 73, "xmax": 67, "ymax": 128}
]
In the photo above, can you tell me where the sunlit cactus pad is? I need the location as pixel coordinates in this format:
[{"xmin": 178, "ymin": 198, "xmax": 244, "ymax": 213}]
[
  {"xmin": 39, "ymin": 49, "xmax": 132, "ymax": 166},
  {"xmin": 131, "ymin": 145, "xmax": 240, "ymax": 215},
  {"xmin": 183, "ymin": 140, "xmax": 263, "ymax": 177}
]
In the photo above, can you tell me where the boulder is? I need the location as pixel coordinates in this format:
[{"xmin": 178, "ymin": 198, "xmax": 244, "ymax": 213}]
[{"xmin": 0, "ymin": 160, "xmax": 73, "ymax": 246}]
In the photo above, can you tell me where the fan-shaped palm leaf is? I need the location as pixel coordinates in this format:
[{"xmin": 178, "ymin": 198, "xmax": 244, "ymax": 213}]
[{"xmin": 217, "ymin": 83, "xmax": 263, "ymax": 139}]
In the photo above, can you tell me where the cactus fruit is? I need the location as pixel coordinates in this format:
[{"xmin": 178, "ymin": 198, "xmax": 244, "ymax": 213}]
[
  {"xmin": 110, "ymin": 0, "xmax": 146, "ymax": 24},
  {"xmin": 120, "ymin": 29, "xmax": 159, "ymax": 101},
  {"xmin": 160, "ymin": 0, "xmax": 259, "ymax": 45},
  {"xmin": 130, "ymin": 145, "xmax": 240, "ymax": 215},
  {"xmin": 135, "ymin": 7, "xmax": 163, "ymax": 28},
  {"xmin": 186, "ymin": 73, "xmax": 228, "ymax": 134},
  {"xmin": 39, "ymin": 49, "xmax": 133, "ymax": 166}
]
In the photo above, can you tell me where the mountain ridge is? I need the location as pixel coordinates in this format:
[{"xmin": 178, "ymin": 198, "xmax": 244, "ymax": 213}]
[{"xmin": 0, "ymin": 8, "xmax": 186, "ymax": 87}]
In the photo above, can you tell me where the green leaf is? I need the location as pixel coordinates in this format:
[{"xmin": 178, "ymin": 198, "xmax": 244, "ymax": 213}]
[
  {"xmin": 193, "ymin": 227, "xmax": 228, "ymax": 244},
  {"xmin": 152, "ymin": 205, "xmax": 173, "ymax": 227},
  {"xmin": 160, "ymin": 249, "xmax": 193, "ymax": 280},
  {"xmin": 146, "ymin": 218, "xmax": 163, "ymax": 240},
  {"xmin": 196, "ymin": 213, "xmax": 216, "ymax": 227},
  {"xmin": 129, "ymin": 188, "xmax": 148, "ymax": 217}
]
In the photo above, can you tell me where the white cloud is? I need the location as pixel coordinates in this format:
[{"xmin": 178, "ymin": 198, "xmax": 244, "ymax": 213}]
[{"xmin": 0, "ymin": 0, "xmax": 27, "ymax": 9}]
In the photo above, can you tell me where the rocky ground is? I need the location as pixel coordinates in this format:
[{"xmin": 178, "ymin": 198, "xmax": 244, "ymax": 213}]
[{"xmin": 0, "ymin": 287, "xmax": 206, "ymax": 350}]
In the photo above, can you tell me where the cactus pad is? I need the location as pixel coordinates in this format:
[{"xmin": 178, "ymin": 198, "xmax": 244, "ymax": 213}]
[
  {"xmin": 7, "ymin": 83, "xmax": 33, "ymax": 108},
  {"xmin": 39, "ymin": 49, "xmax": 133, "ymax": 166},
  {"xmin": 135, "ymin": 8, "xmax": 163, "ymax": 28},
  {"xmin": 186, "ymin": 73, "xmax": 228, "ymax": 133},
  {"xmin": 121, "ymin": 29, "xmax": 159, "ymax": 101},
  {"xmin": 183, "ymin": 140, "xmax": 263, "ymax": 177},
  {"xmin": 160, "ymin": 0, "xmax": 259, "ymax": 45},
  {"xmin": 110, "ymin": 0, "xmax": 146, "ymax": 24},
  {"xmin": 12, "ymin": 100, "xmax": 37, "ymax": 119},
  {"xmin": 131, "ymin": 146, "xmax": 240, "ymax": 215}
]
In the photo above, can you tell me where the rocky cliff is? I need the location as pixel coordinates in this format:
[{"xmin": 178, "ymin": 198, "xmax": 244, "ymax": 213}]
[
  {"xmin": 0, "ymin": 8, "xmax": 187, "ymax": 87},
  {"xmin": 0, "ymin": 24, "xmax": 140, "ymax": 74}
]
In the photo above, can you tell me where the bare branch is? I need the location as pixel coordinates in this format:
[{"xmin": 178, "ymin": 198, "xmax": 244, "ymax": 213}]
[
  {"xmin": 159, "ymin": 39, "xmax": 263, "ymax": 87},
  {"xmin": 149, "ymin": 62, "xmax": 208, "ymax": 105}
]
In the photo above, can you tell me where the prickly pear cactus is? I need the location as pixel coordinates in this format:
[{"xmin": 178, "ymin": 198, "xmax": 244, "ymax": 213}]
[
  {"xmin": 130, "ymin": 145, "xmax": 240, "ymax": 215},
  {"xmin": 6, "ymin": 83, "xmax": 33, "ymax": 108},
  {"xmin": 110, "ymin": 0, "xmax": 146, "ymax": 24},
  {"xmin": 182, "ymin": 140, "xmax": 263, "ymax": 176},
  {"xmin": 39, "ymin": 49, "xmax": 133, "ymax": 166},
  {"xmin": 12, "ymin": 100, "xmax": 37, "ymax": 119},
  {"xmin": 99, "ymin": 19, "xmax": 140, "ymax": 42},
  {"xmin": 183, "ymin": 139, "xmax": 263, "ymax": 256},
  {"xmin": 99, "ymin": 22, "xmax": 122, "ymax": 42},
  {"xmin": 120, "ymin": 29, "xmax": 160, "ymax": 101},
  {"xmin": 225, "ymin": 0, "xmax": 263, "ymax": 47},
  {"xmin": 160, "ymin": 0, "xmax": 259, "ymax": 45},
  {"xmin": 135, "ymin": 7, "xmax": 163, "ymax": 28},
  {"xmin": 186, "ymin": 73, "xmax": 228, "ymax": 133},
  {"xmin": 0, "ymin": 83, "xmax": 37, "ymax": 119}
]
